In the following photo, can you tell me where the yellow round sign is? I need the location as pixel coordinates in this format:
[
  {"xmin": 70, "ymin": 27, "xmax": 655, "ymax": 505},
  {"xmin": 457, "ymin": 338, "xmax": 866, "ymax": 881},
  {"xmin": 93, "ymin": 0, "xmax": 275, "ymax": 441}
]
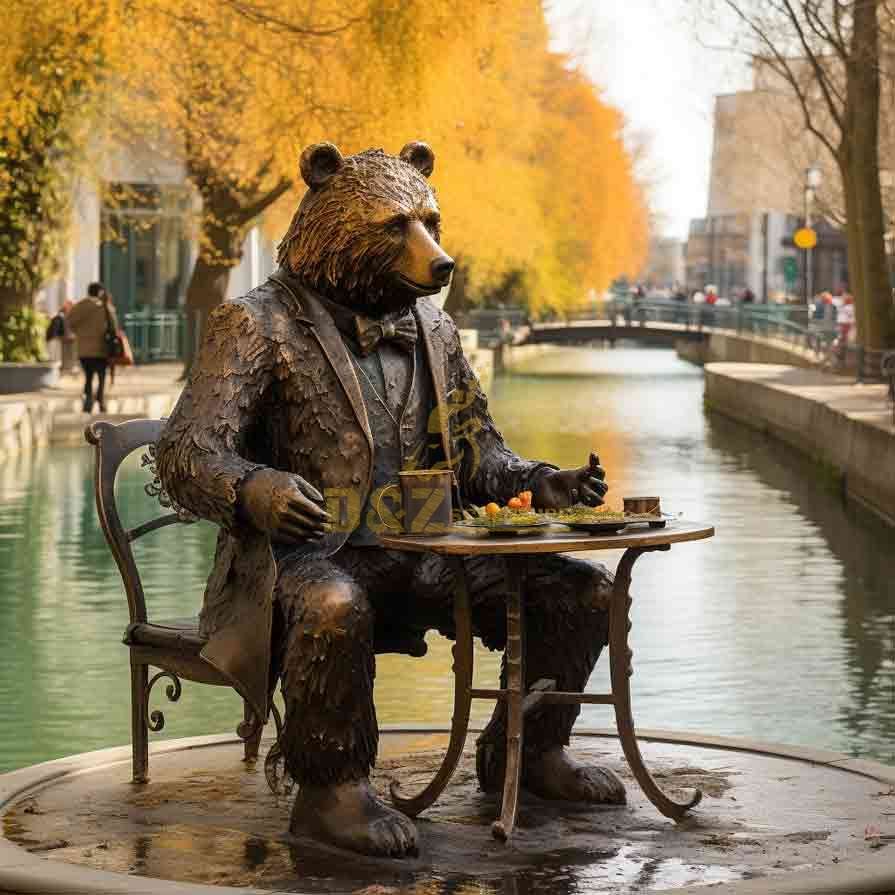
[{"xmin": 794, "ymin": 227, "xmax": 817, "ymax": 250}]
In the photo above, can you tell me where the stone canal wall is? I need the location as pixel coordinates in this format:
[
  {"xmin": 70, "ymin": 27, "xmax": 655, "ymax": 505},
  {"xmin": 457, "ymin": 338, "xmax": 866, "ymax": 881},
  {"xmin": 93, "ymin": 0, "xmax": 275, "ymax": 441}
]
[
  {"xmin": 494, "ymin": 342, "xmax": 559, "ymax": 374},
  {"xmin": 0, "ymin": 387, "xmax": 181, "ymax": 461},
  {"xmin": 704, "ymin": 362, "xmax": 895, "ymax": 526},
  {"xmin": 677, "ymin": 331, "xmax": 818, "ymax": 369}
]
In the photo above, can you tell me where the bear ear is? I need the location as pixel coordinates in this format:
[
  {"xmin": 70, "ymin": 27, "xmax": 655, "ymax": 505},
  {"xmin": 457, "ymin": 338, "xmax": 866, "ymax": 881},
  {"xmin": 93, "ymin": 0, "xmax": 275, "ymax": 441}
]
[
  {"xmin": 300, "ymin": 142, "xmax": 344, "ymax": 190},
  {"xmin": 399, "ymin": 141, "xmax": 435, "ymax": 178}
]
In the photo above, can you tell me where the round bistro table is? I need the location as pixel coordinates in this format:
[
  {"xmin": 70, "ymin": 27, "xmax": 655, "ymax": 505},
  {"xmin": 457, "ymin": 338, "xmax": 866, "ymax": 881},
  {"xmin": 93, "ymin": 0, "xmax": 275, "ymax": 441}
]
[{"xmin": 379, "ymin": 519, "xmax": 715, "ymax": 841}]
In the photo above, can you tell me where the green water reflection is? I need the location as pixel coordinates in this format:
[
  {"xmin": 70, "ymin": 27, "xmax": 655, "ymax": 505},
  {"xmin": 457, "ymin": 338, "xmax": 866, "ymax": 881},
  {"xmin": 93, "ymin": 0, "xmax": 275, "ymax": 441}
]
[{"xmin": 0, "ymin": 347, "xmax": 892, "ymax": 772}]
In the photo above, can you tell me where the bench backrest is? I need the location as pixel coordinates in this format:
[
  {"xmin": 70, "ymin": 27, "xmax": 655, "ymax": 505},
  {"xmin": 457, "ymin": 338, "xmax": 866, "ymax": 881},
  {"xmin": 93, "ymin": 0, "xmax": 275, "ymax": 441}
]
[{"xmin": 85, "ymin": 419, "xmax": 195, "ymax": 625}]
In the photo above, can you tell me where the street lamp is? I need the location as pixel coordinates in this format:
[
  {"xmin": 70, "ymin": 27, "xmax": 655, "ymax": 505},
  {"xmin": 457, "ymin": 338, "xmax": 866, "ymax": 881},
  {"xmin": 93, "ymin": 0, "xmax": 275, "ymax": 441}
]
[{"xmin": 804, "ymin": 165, "xmax": 823, "ymax": 304}]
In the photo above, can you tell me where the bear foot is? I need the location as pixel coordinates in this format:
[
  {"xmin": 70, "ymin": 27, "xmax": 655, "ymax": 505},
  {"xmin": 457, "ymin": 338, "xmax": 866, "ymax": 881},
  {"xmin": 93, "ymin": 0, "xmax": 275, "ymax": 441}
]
[
  {"xmin": 524, "ymin": 747, "xmax": 626, "ymax": 804},
  {"xmin": 291, "ymin": 778, "xmax": 418, "ymax": 858}
]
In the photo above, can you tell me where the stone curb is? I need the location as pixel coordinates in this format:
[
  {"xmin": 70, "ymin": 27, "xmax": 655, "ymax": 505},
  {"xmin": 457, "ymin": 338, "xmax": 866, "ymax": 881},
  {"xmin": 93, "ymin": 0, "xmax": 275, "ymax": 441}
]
[{"xmin": 1, "ymin": 727, "xmax": 894, "ymax": 895}]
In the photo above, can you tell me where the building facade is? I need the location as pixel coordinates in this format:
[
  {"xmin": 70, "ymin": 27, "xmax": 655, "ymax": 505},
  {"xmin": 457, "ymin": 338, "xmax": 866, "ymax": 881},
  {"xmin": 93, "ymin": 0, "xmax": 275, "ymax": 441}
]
[
  {"xmin": 686, "ymin": 71, "xmax": 849, "ymax": 300},
  {"xmin": 639, "ymin": 237, "xmax": 686, "ymax": 290},
  {"xmin": 40, "ymin": 139, "xmax": 277, "ymax": 329}
]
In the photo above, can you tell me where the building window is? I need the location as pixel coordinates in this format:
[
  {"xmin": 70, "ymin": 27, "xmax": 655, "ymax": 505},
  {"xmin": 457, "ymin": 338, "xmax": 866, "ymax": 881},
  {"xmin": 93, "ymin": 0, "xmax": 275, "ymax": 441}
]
[{"xmin": 99, "ymin": 183, "xmax": 192, "ymax": 316}]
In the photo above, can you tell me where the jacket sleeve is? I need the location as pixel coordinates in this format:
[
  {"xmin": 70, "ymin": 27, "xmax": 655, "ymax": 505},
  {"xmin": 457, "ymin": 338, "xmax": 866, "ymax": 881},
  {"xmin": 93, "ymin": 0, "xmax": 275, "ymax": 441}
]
[
  {"xmin": 156, "ymin": 300, "xmax": 273, "ymax": 530},
  {"xmin": 445, "ymin": 323, "xmax": 556, "ymax": 506}
]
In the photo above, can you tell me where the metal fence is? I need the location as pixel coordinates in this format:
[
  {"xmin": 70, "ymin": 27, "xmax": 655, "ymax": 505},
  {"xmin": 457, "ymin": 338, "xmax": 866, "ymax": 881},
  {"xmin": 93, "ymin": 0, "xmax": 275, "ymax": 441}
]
[
  {"xmin": 122, "ymin": 311, "xmax": 186, "ymax": 363},
  {"xmin": 595, "ymin": 299, "xmax": 834, "ymax": 350}
]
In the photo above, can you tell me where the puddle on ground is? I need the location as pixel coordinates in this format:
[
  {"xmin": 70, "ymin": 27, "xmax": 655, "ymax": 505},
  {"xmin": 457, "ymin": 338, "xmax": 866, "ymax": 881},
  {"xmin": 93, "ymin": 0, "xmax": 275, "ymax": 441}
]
[{"xmin": 38, "ymin": 822, "xmax": 746, "ymax": 893}]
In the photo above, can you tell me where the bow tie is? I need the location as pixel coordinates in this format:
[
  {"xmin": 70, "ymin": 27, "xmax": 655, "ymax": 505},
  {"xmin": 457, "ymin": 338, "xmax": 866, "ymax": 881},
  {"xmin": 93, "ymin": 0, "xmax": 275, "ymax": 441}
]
[{"xmin": 355, "ymin": 313, "xmax": 418, "ymax": 355}]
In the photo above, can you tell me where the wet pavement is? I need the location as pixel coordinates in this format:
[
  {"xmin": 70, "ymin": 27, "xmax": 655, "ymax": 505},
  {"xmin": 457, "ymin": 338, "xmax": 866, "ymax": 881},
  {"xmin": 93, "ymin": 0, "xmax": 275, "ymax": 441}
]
[{"xmin": 3, "ymin": 730, "xmax": 895, "ymax": 893}]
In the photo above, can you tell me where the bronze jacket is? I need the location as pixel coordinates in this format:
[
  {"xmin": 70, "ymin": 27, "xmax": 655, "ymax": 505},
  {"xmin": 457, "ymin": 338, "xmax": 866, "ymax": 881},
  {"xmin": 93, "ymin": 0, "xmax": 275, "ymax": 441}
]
[{"xmin": 156, "ymin": 271, "xmax": 554, "ymax": 720}]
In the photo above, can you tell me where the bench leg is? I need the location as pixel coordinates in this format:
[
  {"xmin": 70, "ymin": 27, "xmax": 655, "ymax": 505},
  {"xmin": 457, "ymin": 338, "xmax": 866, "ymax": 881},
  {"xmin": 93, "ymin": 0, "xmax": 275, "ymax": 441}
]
[
  {"xmin": 130, "ymin": 661, "xmax": 149, "ymax": 784},
  {"xmin": 243, "ymin": 700, "xmax": 263, "ymax": 762}
]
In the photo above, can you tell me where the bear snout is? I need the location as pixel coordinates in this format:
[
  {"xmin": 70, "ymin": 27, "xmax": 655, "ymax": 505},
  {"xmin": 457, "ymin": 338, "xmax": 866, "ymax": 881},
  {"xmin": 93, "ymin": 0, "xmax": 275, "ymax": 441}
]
[{"xmin": 431, "ymin": 257, "xmax": 455, "ymax": 285}]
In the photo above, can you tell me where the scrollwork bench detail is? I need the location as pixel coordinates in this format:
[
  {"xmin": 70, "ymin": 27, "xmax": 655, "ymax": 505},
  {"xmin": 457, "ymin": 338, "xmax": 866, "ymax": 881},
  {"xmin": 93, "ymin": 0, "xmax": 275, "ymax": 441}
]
[{"xmin": 85, "ymin": 418, "xmax": 263, "ymax": 783}]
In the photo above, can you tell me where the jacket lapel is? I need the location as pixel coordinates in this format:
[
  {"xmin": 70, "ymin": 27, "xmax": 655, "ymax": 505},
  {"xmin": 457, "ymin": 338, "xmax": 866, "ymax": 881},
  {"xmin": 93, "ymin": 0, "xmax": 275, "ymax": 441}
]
[
  {"xmin": 415, "ymin": 298, "xmax": 454, "ymax": 470},
  {"xmin": 269, "ymin": 272, "xmax": 374, "ymax": 457}
]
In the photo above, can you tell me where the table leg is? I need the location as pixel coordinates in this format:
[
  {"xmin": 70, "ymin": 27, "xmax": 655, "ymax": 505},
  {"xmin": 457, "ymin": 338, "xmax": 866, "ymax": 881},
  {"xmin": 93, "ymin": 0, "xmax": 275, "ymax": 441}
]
[
  {"xmin": 391, "ymin": 556, "xmax": 474, "ymax": 817},
  {"xmin": 610, "ymin": 547, "xmax": 702, "ymax": 819},
  {"xmin": 492, "ymin": 556, "xmax": 525, "ymax": 841}
]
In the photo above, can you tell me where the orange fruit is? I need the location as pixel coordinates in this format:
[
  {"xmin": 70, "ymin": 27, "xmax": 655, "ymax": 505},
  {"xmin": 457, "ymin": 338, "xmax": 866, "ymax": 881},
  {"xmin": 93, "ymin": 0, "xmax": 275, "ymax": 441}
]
[
  {"xmin": 507, "ymin": 497, "xmax": 523, "ymax": 510},
  {"xmin": 485, "ymin": 502, "xmax": 500, "ymax": 517}
]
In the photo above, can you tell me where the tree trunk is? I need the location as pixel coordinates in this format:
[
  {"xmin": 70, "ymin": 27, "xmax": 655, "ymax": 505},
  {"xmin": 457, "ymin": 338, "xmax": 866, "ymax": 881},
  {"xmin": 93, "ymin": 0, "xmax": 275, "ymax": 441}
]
[
  {"xmin": 179, "ymin": 171, "xmax": 292, "ymax": 377},
  {"xmin": 181, "ymin": 252, "xmax": 239, "ymax": 376},
  {"xmin": 846, "ymin": 0, "xmax": 893, "ymax": 351},
  {"xmin": 840, "ymin": 162, "xmax": 866, "ymax": 336},
  {"xmin": 180, "ymin": 201, "xmax": 247, "ymax": 376}
]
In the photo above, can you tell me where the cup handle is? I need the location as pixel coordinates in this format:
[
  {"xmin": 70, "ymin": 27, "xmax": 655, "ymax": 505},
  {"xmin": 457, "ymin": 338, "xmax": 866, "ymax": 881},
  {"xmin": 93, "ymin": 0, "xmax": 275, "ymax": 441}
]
[{"xmin": 374, "ymin": 483, "xmax": 403, "ymax": 532}]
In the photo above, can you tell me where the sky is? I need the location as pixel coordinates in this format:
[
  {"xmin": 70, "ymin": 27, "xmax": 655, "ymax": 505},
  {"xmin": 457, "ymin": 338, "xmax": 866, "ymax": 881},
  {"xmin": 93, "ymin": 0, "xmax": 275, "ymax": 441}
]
[{"xmin": 547, "ymin": 0, "xmax": 751, "ymax": 239}]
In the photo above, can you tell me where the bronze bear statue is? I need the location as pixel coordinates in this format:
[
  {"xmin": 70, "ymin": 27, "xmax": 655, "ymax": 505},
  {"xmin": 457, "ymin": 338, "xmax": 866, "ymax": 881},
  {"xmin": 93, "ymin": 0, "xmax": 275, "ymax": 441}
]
[{"xmin": 157, "ymin": 141, "xmax": 623, "ymax": 857}]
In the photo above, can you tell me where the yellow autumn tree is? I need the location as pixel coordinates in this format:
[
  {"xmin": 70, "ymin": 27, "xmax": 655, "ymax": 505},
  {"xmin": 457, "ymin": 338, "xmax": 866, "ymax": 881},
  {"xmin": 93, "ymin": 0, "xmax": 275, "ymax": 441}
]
[
  {"xmin": 113, "ymin": 0, "xmax": 506, "ymax": 366},
  {"xmin": 1, "ymin": 0, "xmax": 647, "ymax": 327},
  {"xmin": 262, "ymin": 0, "xmax": 649, "ymax": 316},
  {"xmin": 0, "ymin": 0, "xmax": 122, "ymax": 315},
  {"xmin": 531, "ymin": 57, "xmax": 649, "ymax": 315}
]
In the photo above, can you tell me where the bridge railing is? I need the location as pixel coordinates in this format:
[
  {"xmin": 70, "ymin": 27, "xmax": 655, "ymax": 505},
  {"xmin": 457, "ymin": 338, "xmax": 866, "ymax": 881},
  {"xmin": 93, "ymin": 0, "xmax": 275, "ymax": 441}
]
[{"xmin": 580, "ymin": 299, "xmax": 834, "ymax": 352}]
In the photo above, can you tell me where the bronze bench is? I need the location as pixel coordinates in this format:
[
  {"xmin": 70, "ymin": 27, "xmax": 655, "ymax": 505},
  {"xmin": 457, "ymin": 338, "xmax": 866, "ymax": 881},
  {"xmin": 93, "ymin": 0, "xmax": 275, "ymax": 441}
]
[{"xmin": 86, "ymin": 417, "xmax": 427, "ymax": 785}]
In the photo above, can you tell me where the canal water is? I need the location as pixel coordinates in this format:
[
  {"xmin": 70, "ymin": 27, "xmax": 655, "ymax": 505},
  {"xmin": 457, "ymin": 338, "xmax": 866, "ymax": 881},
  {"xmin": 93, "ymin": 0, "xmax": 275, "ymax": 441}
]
[{"xmin": 1, "ymin": 346, "xmax": 893, "ymax": 773}]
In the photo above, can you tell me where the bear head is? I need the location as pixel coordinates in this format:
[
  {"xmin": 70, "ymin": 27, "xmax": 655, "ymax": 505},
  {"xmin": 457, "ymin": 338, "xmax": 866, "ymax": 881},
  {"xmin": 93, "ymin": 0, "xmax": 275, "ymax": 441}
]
[{"xmin": 276, "ymin": 141, "xmax": 455, "ymax": 316}]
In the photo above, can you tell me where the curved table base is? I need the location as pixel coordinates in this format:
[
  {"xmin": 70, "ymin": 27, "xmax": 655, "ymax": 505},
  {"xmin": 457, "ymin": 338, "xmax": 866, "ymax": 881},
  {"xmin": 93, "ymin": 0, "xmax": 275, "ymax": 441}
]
[
  {"xmin": 610, "ymin": 546, "xmax": 703, "ymax": 818},
  {"xmin": 390, "ymin": 543, "xmax": 703, "ymax": 838}
]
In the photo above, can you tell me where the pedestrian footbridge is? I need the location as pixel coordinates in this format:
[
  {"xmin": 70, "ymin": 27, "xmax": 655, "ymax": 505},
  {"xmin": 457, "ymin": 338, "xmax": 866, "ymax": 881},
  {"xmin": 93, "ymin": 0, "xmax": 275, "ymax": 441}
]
[{"xmin": 522, "ymin": 301, "xmax": 816, "ymax": 350}]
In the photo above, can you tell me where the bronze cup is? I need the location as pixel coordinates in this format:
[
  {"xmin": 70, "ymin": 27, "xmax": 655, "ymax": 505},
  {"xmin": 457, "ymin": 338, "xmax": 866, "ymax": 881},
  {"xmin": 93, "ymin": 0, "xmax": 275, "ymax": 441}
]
[
  {"xmin": 623, "ymin": 495, "xmax": 662, "ymax": 517},
  {"xmin": 375, "ymin": 469, "xmax": 454, "ymax": 536}
]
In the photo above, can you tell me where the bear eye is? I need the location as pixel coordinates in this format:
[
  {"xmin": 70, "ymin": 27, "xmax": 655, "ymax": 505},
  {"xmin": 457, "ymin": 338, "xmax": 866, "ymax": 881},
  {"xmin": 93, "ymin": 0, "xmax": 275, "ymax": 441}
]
[
  {"xmin": 385, "ymin": 216, "xmax": 407, "ymax": 238},
  {"xmin": 424, "ymin": 214, "xmax": 441, "ymax": 239}
]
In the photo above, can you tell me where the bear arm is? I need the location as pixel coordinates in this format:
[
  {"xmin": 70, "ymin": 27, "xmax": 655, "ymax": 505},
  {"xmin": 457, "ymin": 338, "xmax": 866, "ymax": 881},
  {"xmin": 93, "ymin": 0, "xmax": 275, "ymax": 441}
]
[
  {"xmin": 156, "ymin": 301, "xmax": 273, "ymax": 531},
  {"xmin": 452, "ymin": 346, "xmax": 556, "ymax": 506}
]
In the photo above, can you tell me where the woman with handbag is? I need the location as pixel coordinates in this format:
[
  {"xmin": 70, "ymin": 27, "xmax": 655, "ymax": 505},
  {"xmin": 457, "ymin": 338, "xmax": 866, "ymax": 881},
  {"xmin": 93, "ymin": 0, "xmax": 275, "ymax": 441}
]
[{"xmin": 65, "ymin": 282, "xmax": 120, "ymax": 413}]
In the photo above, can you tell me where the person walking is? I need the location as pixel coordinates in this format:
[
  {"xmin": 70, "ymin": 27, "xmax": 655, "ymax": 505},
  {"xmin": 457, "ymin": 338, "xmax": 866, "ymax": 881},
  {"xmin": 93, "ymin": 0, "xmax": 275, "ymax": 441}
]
[
  {"xmin": 837, "ymin": 296, "xmax": 855, "ymax": 349},
  {"xmin": 66, "ymin": 282, "xmax": 118, "ymax": 413}
]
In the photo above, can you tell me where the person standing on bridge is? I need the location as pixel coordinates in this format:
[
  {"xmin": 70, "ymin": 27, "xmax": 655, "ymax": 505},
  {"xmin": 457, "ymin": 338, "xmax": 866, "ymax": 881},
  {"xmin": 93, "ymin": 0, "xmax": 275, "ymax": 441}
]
[{"xmin": 703, "ymin": 285, "xmax": 718, "ymax": 328}]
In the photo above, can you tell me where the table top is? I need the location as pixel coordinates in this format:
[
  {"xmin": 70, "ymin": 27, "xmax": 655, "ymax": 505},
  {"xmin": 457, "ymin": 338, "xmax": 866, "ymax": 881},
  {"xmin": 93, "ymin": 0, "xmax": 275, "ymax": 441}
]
[{"xmin": 379, "ymin": 519, "xmax": 714, "ymax": 556}]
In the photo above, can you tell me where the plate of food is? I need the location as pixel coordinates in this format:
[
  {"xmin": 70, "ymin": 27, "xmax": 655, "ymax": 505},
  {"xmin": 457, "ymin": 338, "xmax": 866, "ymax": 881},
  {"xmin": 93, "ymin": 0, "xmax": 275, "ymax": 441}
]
[
  {"xmin": 546, "ymin": 506, "xmax": 630, "ymax": 533},
  {"xmin": 546, "ymin": 505, "xmax": 672, "ymax": 533},
  {"xmin": 457, "ymin": 492, "xmax": 553, "ymax": 536}
]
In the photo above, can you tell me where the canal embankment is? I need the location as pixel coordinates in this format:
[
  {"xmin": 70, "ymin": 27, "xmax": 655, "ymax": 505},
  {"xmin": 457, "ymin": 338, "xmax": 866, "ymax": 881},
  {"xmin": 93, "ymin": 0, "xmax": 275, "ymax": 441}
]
[
  {"xmin": 0, "ymin": 364, "xmax": 184, "ymax": 461},
  {"xmin": 676, "ymin": 330, "xmax": 819, "ymax": 368},
  {"xmin": 704, "ymin": 362, "xmax": 895, "ymax": 526},
  {"xmin": 0, "ymin": 333, "xmax": 496, "ymax": 462}
]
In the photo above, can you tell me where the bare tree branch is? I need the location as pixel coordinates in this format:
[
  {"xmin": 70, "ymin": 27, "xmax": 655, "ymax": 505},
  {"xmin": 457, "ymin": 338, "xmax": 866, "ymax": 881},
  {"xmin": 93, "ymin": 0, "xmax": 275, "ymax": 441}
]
[
  {"xmin": 781, "ymin": 0, "xmax": 846, "ymax": 123},
  {"xmin": 804, "ymin": 0, "xmax": 848, "ymax": 58},
  {"xmin": 721, "ymin": 1, "xmax": 841, "ymax": 154}
]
